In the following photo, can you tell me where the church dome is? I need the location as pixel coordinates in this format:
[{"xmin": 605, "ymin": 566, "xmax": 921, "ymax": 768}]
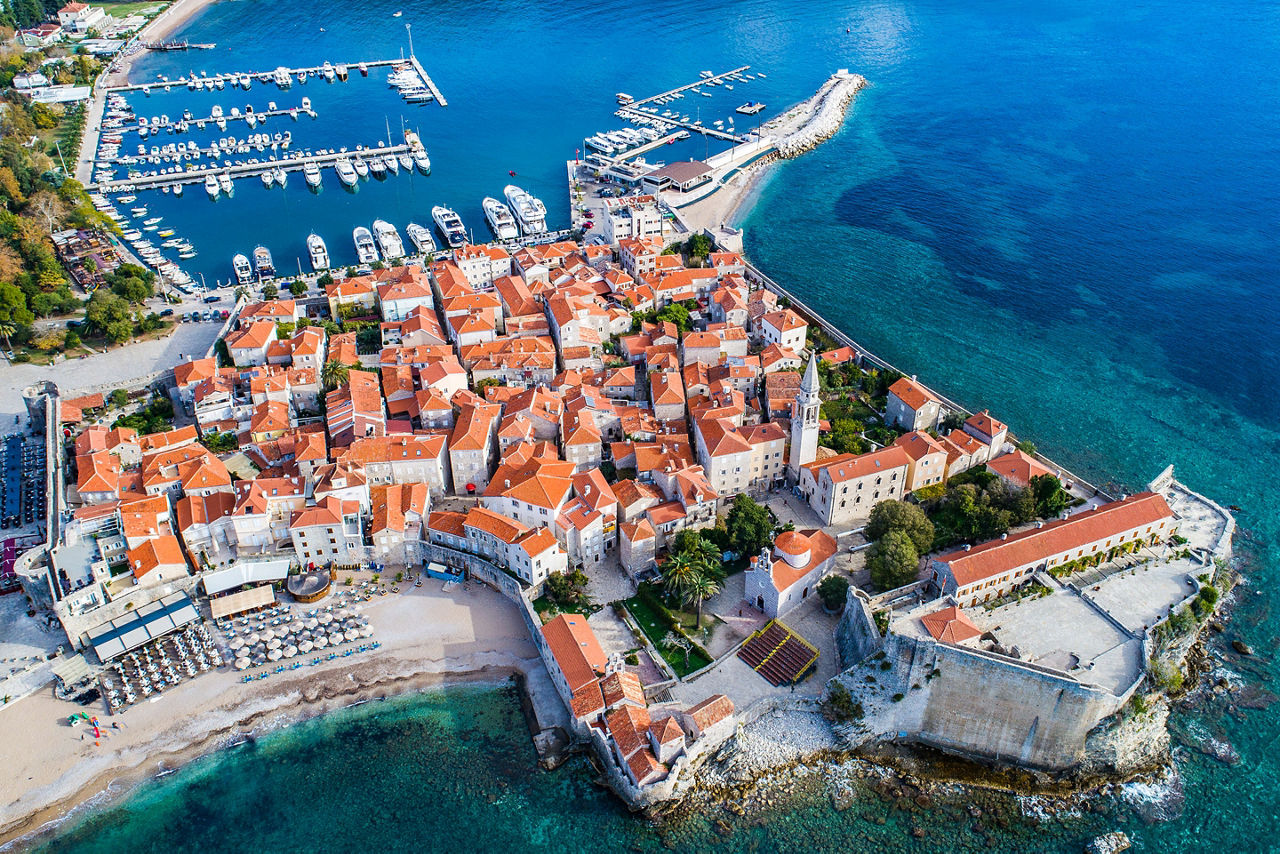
[{"xmin": 773, "ymin": 531, "xmax": 811, "ymax": 568}]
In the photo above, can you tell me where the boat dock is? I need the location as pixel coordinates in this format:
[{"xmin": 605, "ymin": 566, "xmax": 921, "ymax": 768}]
[
  {"xmin": 86, "ymin": 144, "xmax": 415, "ymax": 192},
  {"xmin": 408, "ymin": 55, "xmax": 447, "ymax": 107},
  {"xmin": 618, "ymin": 106, "xmax": 748, "ymax": 143},
  {"xmin": 627, "ymin": 66, "xmax": 751, "ymax": 108},
  {"xmin": 113, "ymin": 107, "xmax": 314, "ymax": 134},
  {"xmin": 102, "ymin": 58, "xmax": 444, "ymax": 97}
]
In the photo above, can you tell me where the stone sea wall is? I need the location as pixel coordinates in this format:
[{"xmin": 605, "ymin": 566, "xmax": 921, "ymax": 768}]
[{"xmin": 769, "ymin": 71, "xmax": 868, "ymax": 159}]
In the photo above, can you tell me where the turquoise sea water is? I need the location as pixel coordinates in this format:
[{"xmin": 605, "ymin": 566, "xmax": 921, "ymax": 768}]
[{"xmin": 49, "ymin": 0, "xmax": 1280, "ymax": 849}]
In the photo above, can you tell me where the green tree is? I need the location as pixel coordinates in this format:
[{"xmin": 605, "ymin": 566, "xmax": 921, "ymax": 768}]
[
  {"xmin": 109, "ymin": 388, "xmax": 128, "ymax": 408},
  {"xmin": 817, "ymin": 574, "xmax": 850, "ymax": 610},
  {"xmin": 1029, "ymin": 474, "xmax": 1069, "ymax": 519},
  {"xmin": 867, "ymin": 529, "xmax": 919, "ymax": 591},
  {"xmin": 726, "ymin": 494, "xmax": 773, "ymax": 557},
  {"xmin": 866, "ymin": 499, "xmax": 935, "ymax": 553},
  {"xmin": 262, "ymin": 283, "xmax": 278, "ymax": 300},
  {"xmin": 317, "ymin": 272, "xmax": 334, "ymax": 287},
  {"xmin": 685, "ymin": 233, "xmax": 712, "ymax": 259},
  {"xmin": 321, "ymin": 358, "xmax": 349, "ymax": 391},
  {"xmin": 289, "ymin": 279, "xmax": 307, "ymax": 296}
]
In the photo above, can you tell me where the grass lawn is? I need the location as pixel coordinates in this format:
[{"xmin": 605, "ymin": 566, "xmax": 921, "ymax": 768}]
[
  {"xmin": 101, "ymin": 1, "xmax": 167, "ymax": 17},
  {"xmin": 623, "ymin": 595, "xmax": 712, "ymax": 678}
]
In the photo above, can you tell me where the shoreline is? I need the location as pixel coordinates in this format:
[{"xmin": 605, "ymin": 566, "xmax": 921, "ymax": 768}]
[
  {"xmin": 0, "ymin": 585, "xmax": 554, "ymax": 849},
  {"xmin": 102, "ymin": 0, "xmax": 216, "ymax": 88},
  {"xmin": 1, "ymin": 664, "xmax": 528, "ymax": 850}
]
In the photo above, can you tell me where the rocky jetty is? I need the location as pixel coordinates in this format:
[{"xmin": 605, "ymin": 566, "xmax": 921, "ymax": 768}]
[{"xmin": 767, "ymin": 70, "xmax": 868, "ymax": 158}]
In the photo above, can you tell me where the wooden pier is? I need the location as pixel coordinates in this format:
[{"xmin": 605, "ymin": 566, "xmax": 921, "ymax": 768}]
[{"xmin": 86, "ymin": 144, "xmax": 415, "ymax": 193}]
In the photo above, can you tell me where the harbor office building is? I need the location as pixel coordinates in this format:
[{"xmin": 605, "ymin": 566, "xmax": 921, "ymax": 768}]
[{"xmin": 931, "ymin": 492, "xmax": 1177, "ymax": 607}]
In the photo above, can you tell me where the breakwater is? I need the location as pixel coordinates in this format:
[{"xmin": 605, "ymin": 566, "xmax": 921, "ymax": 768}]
[{"xmin": 767, "ymin": 70, "xmax": 868, "ymax": 158}]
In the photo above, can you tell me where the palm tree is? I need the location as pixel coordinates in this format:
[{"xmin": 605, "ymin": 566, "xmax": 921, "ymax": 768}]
[
  {"xmin": 0, "ymin": 322, "xmax": 14, "ymax": 352},
  {"xmin": 321, "ymin": 359, "xmax": 349, "ymax": 392},
  {"xmin": 684, "ymin": 571, "xmax": 722, "ymax": 631}
]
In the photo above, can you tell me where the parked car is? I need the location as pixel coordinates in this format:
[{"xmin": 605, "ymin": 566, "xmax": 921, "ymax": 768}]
[
  {"xmin": 203, "ymin": 294, "xmax": 220, "ymax": 304},
  {"xmin": 220, "ymin": 309, "xmax": 230, "ymax": 319},
  {"xmin": 159, "ymin": 308, "xmax": 174, "ymax": 317}
]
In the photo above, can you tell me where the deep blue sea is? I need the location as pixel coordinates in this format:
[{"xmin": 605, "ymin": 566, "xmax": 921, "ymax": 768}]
[{"xmin": 48, "ymin": 0, "xmax": 1280, "ymax": 850}]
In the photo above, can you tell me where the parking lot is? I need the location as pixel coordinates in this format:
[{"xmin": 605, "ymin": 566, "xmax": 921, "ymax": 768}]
[{"xmin": 0, "ymin": 434, "xmax": 45, "ymax": 531}]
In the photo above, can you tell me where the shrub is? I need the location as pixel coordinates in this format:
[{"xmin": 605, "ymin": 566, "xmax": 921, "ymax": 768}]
[
  {"xmin": 891, "ymin": 693, "xmax": 904, "ymax": 702},
  {"xmin": 878, "ymin": 660, "xmax": 892, "ymax": 671},
  {"xmin": 826, "ymin": 682, "xmax": 864, "ymax": 722},
  {"xmin": 1150, "ymin": 659, "xmax": 1184, "ymax": 693}
]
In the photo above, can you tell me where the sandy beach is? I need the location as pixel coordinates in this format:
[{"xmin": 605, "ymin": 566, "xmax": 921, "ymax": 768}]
[{"xmin": 0, "ymin": 583, "xmax": 559, "ymax": 849}]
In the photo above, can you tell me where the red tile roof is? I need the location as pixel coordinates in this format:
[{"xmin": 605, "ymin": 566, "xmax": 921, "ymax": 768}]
[
  {"xmin": 541, "ymin": 614, "xmax": 607, "ymax": 693},
  {"xmin": 937, "ymin": 492, "xmax": 1175, "ymax": 587}
]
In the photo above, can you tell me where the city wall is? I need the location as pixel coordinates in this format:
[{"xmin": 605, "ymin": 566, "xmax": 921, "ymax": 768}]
[{"xmin": 835, "ymin": 592, "xmax": 1120, "ymax": 772}]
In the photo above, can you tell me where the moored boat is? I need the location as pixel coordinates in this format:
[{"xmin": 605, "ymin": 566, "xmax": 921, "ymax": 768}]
[
  {"xmin": 503, "ymin": 184, "xmax": 547, "ymax": 234},
  {"xmin": 405, "ymin": 222, "xmax": 435, "ymax": 254},
  {"xmin": 307, "ymin": 232, "xmax": 329, "ymax": 270},
  {"xmin": 431, "ymin": 205, "xmax": 467, "ymax": 249},
  {"xmin": 372, "ymin": 219, "xmax": 404, "ymax": 259},
  {"xmin": 253, "ymin": 245, "xmax": 275, "ymax": 279},
  {"xmin": 232, "ymin": 253, "xmax": 253, "ymax": 284},
  {"xmin": 482, "ymin": 196, "xmax": 519, "ymax": 241},
  {"xmin": 353, "ymin": 226, "xmax": 379, "ymax": 264}
]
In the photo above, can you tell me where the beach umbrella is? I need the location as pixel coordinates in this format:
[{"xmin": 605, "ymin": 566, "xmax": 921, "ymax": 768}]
[
  {"xmin": 252, "ymin": 654, "xmax": 266, "ymax": 666},
  {"xmin": 267, "ymin": 648, "xmax": 282, "ymax": 662},
  {"xmin": 313, "ymin": 635, "xmax": 328, "ymax": 648},
  {"xmin": 246, "ymin": 632, "xmax": 261, "ymax": 645},
  {"xmin": 234, "ymin": 659, "xmax": 250, "ymax": 671},
  {"xmin": 329, "ymin": 633, "xmax": 344, "ymax": 646},
  {"xmin": 261, "ymin": 629, "xmax": 275, "ymax": 641},
  {"xmin": 336, "ymin": 608, "xmax": 350, "ymax": 618},
  {"xmin": 318, "ymin": 613, "xmax": 333, "ymax": 624},
  {"xmin": 298, "ymin": 640, "xmax": 313, "ymax": 653},
  {"xmin": 267, "ymin": 638, "xmax": 281, "ymax": 650},
  {"xmin": 290, "ymin": 621, "xmax": 304, "ymax": 633},
  {"xmin": 229, "ymin": 637, "xmax": 245, "ymax": 650},
  {"xmin": 283, "ymin": 645, "xmax": 298, "ymax": 659},
  {"xmin": 235, "ymin": 647, "xmax": 250, "ymax": 660},
  {"xmin": 360, "ymin": 626, "xmax": 373, "ymax": 638},
  {"xmin": 305, "ymin": 618, "xmax": 319, "ymax": 630},
  {"xmin": 345, "ymin": 629, "xmax": 360, "ymax": 642}
]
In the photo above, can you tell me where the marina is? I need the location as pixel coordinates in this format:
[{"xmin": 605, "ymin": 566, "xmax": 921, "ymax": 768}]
[
  {"xmin": 101, "ymin": 57, "xmax": 448, "ymax": 100},
  {"xmin": 87, "ymin": 143, "xmax": 419, "ymax": 192}
]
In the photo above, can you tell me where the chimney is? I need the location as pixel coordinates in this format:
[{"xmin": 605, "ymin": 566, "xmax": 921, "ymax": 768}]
[
  {"xmin": 584, "ymin": 484, "xmax": 591, "ymax": 495},
  {"xmin": 504, "ymin": 479, "xmax": 510, "ymax": 488}
]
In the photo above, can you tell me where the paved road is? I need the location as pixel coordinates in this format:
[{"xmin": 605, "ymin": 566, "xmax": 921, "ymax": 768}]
[{"xmin": 0, "ymin": 320, "xmax": 223, "ymax": 423}]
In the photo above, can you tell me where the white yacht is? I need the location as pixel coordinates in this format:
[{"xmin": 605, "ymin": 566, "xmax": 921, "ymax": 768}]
[
  {"xmin": 368, "ymin": 157, "xmax": 386, "ymax": 177},
  {"xmin": 431, "ymin": 205, "xmax": 467, "ymax": 249},
  {"xmin": 204, "ymin": 174, "xmax": 220, "ymax": 198},
  {"xmin": 307, "ymin": 232, "xmax": 329, "ymax": 270},
  {"xmin": 273, "ymin": 67, "xmax": 292, "ymax": 88},
  {"xmin": 304, "ymin": 161, "xmax": 322, "ymax": 187},
  {"xmin": 274, "ymin": 167, "xmax": 287, "ymax": 187},
  {"xmin": 503, "ymin": 185, "xmax": 547, "ymax": 235},
  {"xmin": 398, "ymin": 153, "xmax": 413, "ymax": 171},
  {"xmin": 353, "ymin": 226, "xmax": 379, "ymax": 264},
  {"xmin": 482, "ymin": 197, "xmax": 519, "ymax": 241},
  {"xmin": 412, "ymin": 148, "xmax": 431, "ymax": 174},
  {"xmin": 261, "ymin": 170, "xmax": 275, "ymax": 188},
  {"xmin": 232, "ymin": 253, "xmax": 253, "ymax": 284},
  {"xmin": 218, "ymin": 172, "xmax": 234, "ymax": 194},
  {"xmin": 405, "ymin": 222, "xmax": 435, "ymax": 254},
  {"xmin": 334, "ymin": 158, "xmax": 358, "ymax": 186},
  {"xmin": 352, "ymin": 156, "xmax": 369, "ymax": 178},
  {"xmin": 383, "ymin": 154, "xmax": 399, "ymax": 175},
  {"xmin": 321, "ymin": 61, "xmax": 335, "ymax": 82},
  {"xmin": 253, "ymin": 245, "xmax": 275, "ymax": 279},
  {"xmin": 372, "ymin": 219, "xmax": 404, "ymax": 259}
]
